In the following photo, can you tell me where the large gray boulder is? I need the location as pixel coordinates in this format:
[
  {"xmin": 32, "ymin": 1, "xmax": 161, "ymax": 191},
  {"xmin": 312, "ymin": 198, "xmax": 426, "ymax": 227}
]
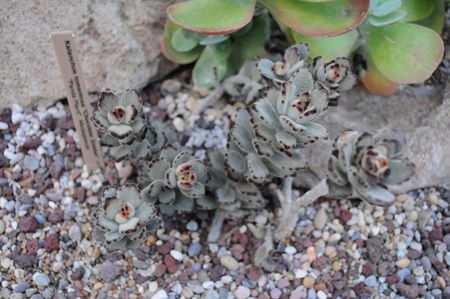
[
  {"xmin": 0, "ymin": 0, "xmax": 174, "ymax": 107},
  {"xmin": 304, "ymin": 83, "xmax": 450, "ymax": 193}
]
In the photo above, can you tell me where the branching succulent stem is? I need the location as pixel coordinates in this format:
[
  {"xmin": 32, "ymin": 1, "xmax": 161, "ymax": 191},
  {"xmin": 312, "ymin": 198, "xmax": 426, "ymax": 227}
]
[{"xmin": 275, "ymin": 178, "xmax": 329, "ymax": 241}]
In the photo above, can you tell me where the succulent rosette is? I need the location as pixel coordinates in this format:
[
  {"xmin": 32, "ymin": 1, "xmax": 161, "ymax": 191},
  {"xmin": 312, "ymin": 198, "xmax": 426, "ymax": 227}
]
[
  {"xmin": 258, "ymin": 44, "xmax": 309, "ymax": 83},
  {"xmin": 90, "ymin": 185, "xmax": 160, "ymax": 250},
  {"xmin": 140, "ymin": 147, "xmax": 210, "ymax": 215},
  {"xmin": 92, "ymin": 90, "xmax": 146, "ymax": 144},
  {"xmin": 311, "ymin": 57, "xmax": 356, "ymax": 105},
  {"xmin": 328, "ymin": 130, "xmax": 415, "ymax": 206}
]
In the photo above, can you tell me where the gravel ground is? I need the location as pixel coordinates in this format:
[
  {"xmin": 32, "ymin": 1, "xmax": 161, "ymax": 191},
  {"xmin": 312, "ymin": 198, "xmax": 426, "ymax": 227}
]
[{"xmin": 0, "ymin": 86, "xmax": 449, "ymax": 299}]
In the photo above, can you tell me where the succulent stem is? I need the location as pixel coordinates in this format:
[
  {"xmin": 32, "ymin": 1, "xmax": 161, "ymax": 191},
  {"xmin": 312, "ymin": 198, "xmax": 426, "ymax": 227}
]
[
  {"xmin": 207, "ymin": 209, "xmax": 226, "ymax": 243},
  {"xmin": 274, "ymin": 178, "xmax": 329, "ymax": 241}
]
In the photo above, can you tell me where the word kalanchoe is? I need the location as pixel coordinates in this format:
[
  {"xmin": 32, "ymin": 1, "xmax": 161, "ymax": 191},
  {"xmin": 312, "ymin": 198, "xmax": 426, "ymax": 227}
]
[
  {"xmin": 90, "ymin": 185, "xmax": 160, "ymax": 251},
  {"xmin": 327, "ymin": 130, "xmax": 415, "ymax": 206}
]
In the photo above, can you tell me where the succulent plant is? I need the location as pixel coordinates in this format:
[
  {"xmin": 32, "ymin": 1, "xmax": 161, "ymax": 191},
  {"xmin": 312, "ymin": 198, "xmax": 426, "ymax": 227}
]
[
  {"xmin": 225, "ymin": 45, "xmax": 356, "ymax": 183},
  {"xmin": 161, "ymin": 0, "xmax": 371, "ymax": 88},
  {"xmin": 258, "ymin": 44, "xmax": 309, "ymax": 83},
  {"xmin": 139, "ymin": 147, "xmax": 210, "ymax": 215},
  {"xmin": 90, "ymin": 185, "xmax": 160, "ymax": 251},
  {"xmin": 92, "ymin": 90, "xmax": 146, "ymax": 144},
  {"xmin": 93, "ymin": 90, "xmax": 177, "ymax": 162},
  {"xmin": 291, "ymin": 0, "xmax": 445, "ymax": 95},
  {"xmin": 327, "ymin": 130, "xmax": 415, "ymax": 206},
  {"xmin": 310, "ymin": 56, "xmax": 357, "ymax": 106},
  {"xmin": 223, "ymin": 60, "xmax": 264, "ymax": 104},
  {"xmin": 161, "ymin": 13, "xmax": 270, "ymax": 89},
  {"xmin": 207, "ymin": 150, "xmax": 265, "ymax": 215}
]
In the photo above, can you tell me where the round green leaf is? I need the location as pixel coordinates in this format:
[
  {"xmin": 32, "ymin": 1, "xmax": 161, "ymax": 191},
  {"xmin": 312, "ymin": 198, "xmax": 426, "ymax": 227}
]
[
  {"xmin": 363, "ymin": 22, "xmax": 444, "ymax": 84},
  {"xmin": 415, "ymin": 0, "xmax": 445, "ymax": 33},
  {"xmin": 160, "ymin": 22, "xmax": 202, "ymax": 64},
  {"xmin": 167, "ymin": 0, "xmax": 256, "ymax": 35},
  {"xmin": 260, "ymin": 0, "xmax": 370, "ymax": 37},
  {"xmin": 362, "ymin": 55, "xmax": 398, "ymax": 96},
  {"xmin": 400, "ymin": 0, "xmax": 434, "ymax": 22},
  {"xmin": 193, "ymin": 42, "xmax": 232, "ymax": 88},
  {"xmin": 171, "ymin": 28, "xmax": 201, "ymax": 52},
  {"xmin": 291, "ymin": 29, "xmax": 358, "ymax": 60},
  {"xmin": 230, "ymin": 15, "xmax": 270, "ymax": 69}
]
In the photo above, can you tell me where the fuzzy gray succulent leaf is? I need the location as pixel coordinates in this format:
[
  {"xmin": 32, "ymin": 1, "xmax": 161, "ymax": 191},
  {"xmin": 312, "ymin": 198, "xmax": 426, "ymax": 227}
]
[
  {"xmin": 139, "ymin": 147, "xmax": 208, "ymax": 214},
  {"xmin": 92, "ymin": 90, "xmax": 146, "ymax": 144},
  {"xmin": 207, "ymin": 150, "xmax": 265, "ymax": 216},
  {"xmin": 223, "ymin": 60, "xmax": 264, "ymax": 104},
  {"xmin": 328, "ymin": 130, "xmax": 415, "ymax": 206},
  {"xmin": 258, "ymin": 44, "xmax": 309, "ymax": 83},
  {"xmin": 90, "ymin": 184, "xmax": 158, "ymax": 251}
]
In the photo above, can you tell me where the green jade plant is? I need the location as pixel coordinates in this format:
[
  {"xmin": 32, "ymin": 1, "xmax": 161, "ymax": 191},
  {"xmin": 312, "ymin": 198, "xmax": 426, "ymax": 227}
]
[
  {"xmin": 90, "ymin": 45, "xmax": 416, "ymax": 268},
  {"xmin": 162, "ymin": 0, "xmax": 445, "ymax": 96},
  {"xmin": 161, "ymin": 0, "xmax": 371, "ymax": 89},
  {"xmin": 291, "ymin": 0, "xmax": 445, "ymax": 95}
]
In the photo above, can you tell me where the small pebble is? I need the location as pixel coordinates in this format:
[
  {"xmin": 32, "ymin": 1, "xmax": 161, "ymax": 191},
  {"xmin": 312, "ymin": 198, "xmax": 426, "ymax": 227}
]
[
  {"xmin": 170, "ymin": 250, "xmax": 183, "ymax": 261},
  {"xmin": 186, "ymin": 220, "xmax": 198, "ymax": 231},
  {"xmin": 234, "ymin": 286, "xmax": 250, "ymax": 299},
  {"xmin": 32, "ymin": 273, "xmax": 50, "ymax": 287},
  {"xmin": 151, "ymin": 290, "xmax": 168, "ymax": 299},
  {"xmin": 314, "ymin": 208, "xmax": 327, "ymax": 230},
  {"xmin": 303, "ymin": 276, "xmax": 315, "ymax": 289},
  {"xmin": 285, "ymin": 245, "xmax": 297, "ymax": 255},
  {"xmin": 220, "ymin": 256, "xmax": 239, "ymax": 271}
]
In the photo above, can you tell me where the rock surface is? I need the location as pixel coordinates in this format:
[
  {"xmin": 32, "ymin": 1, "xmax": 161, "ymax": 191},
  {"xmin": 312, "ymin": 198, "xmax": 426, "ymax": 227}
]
[
  {"xmin": 304, "ymin": 83, "xmax": 450, "ymax": 193},
  {"xmin": 0, "ymin": 0, "xmax": 175, "ymax": 107}
]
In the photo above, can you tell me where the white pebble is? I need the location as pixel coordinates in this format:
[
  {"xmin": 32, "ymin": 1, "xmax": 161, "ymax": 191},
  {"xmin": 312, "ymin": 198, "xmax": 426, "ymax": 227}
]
[
  {"xmin": 170, "ymin": 250, "xmax": 183, "ymax": 261},
  {"xmin": 220, "ymin": 256, "xmax": 239, "ymax": 271},
  {"xmin": 0, "ymin": 122, "xmax": 8, "ymax": 130},
  {"xmin": 285, "ymin": 246, "xmax": 297, "ymax": 255},
  {"xmin": 151, "ymin": 289, "xmax": 168, "ymax": 299},
  {"xmin": 295, "ymin": 269, "xmax": 308, "ymax": 279},
  {"xmin": 33, "ymin": 273, "xmax": 50, "ymax": 287}
]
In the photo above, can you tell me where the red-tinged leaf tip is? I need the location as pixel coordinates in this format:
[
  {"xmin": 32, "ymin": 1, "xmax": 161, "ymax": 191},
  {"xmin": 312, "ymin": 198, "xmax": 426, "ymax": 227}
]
[{"xmin": 261, "ymin": 0, "xmax": 370, "ymax": 37}]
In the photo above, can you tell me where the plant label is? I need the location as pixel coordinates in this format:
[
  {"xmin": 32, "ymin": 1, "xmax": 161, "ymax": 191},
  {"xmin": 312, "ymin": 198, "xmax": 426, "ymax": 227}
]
[{"xmin": 51, "ymin": 31, "xmax": 104, "ymax": 170}]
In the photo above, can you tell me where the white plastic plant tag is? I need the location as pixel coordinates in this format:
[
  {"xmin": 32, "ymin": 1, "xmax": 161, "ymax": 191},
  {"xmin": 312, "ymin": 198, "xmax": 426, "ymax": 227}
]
[{"xmin": 51, "ymin": 31, "xmax": 104, "ymax": 170}]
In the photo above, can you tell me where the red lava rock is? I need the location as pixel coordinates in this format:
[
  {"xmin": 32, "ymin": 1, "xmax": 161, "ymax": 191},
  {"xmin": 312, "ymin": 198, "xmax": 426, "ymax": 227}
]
[
  {"xmin": 21, "ymin": 138, "xmax": 42, "ymax": 151},
  {"xmin": 429, "ymin": 226, "xmax": 443, "ymax": 242},
  {"xmin": 387, "ymin": 274, "xmax": 400, "ymax": 285},
  {"xmin": 396, "ymin": 282, "xmax": 419, "ymax": 298},
  {"xmin": 239, "ymin": 234, "xmax": 249, "ymax": 247},
  {"xmin": 157, "ymin": 242, "xmax": 173, "ymax": 255},
  {"xmin": 27, "ymin": 239, "xmax": 40, "ymax": 255},
  {"xmin": 154, "ymin": 263, "xmax": 166, "ymax": 277},
  {"xmin": 247, "ymin": 266, "xmax": 262, "ymax": 281},
  {"xmin": 362, "ymin": 262, "xmax": 375, "ymax": 276},
  {"xmin": 48, "ymin": 209, "xmax": 64, "ymax": 223},
  {"xmin": 19, "ymin": 216, "xmax": 37, "ymax": 232},
  {"xmin": 231, "ymin": 244, "xmax": 245, "ymax": 261},
  {"xmin": 164, "ymin": 255, "xmax": 177, "ymax": 273},
  {"xmin": 45, "ymin": 233, "xmax": 60, "ymax": 251},
  {"xmin": 178, "ymin": 272, "xmax": 189, "ymax": 282},
  {"xmin": 73, "ymin": 186, "xmax": 86, "ymax": 201},
  {"xmin": 354, "ymin": 282, "xmax": 372, "ymax": 297},
  {"xmin": 339, "ymin": 209, "xmax": 352, "ymax": 223}
]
